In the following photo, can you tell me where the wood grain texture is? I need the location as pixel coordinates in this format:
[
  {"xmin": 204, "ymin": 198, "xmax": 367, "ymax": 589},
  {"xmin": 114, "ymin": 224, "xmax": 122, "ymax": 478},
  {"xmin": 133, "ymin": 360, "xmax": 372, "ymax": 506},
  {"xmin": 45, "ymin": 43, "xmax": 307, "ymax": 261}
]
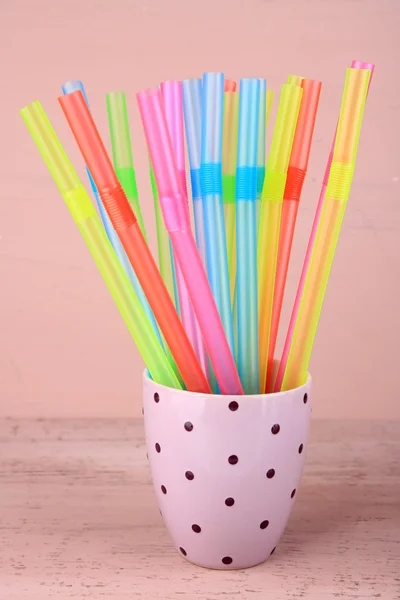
[{"xmin": 0, "ymin": 419, "xmax": 399, "ymax": 599}]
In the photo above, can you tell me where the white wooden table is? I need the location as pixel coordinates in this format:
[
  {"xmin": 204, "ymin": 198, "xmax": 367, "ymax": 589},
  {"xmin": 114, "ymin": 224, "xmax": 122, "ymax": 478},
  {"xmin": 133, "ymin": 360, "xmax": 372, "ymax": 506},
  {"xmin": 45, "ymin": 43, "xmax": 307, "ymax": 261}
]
[{"xmin": 1, "ymin": 419, "xmax": 399, "ymax": 599}]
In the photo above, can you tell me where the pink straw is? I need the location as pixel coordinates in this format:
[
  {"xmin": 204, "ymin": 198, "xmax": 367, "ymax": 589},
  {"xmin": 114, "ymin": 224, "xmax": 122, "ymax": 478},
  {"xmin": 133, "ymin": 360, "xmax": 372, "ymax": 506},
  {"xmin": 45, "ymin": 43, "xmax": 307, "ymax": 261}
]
[
  {"xmin": 137, "ymin": 87, "xmax": 243, "ymax": 395},
  {"xmin": 160, "ymin": 81, "xmax": 209, "ymax": 379},
  {"xmin": 275, "ymin": 60, "xmax": 375, "ymax": 392}
]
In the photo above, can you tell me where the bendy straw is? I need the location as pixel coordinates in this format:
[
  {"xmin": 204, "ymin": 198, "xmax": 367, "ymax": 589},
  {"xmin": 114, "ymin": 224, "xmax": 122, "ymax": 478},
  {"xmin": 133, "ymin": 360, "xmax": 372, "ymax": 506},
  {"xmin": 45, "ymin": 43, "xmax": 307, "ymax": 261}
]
[
  {"xmin": 201, "ymin": 72, "xmax": 235, "ymax": 354},
  {"xmin": 21, "ymin": 101, "xmax": 180, "ymax": 389},
  {"xmin": 236, "ymin": 78, "xmax": 260, "ymax": 394},
  {"xmin": 59, "ymin": 90, "xmax": 211, "ymax": 394},
  {"xmin": 275, "ymin": 60, "xmax": 374, "ymax": 392},
  {"xmin": 255, "ymin": 78, "xmax": 267, "ymax": 227},
  {"xmin": 149, "ymin": 161, "xmax": 180, "ymax": 312},
  {"xmin": 258, "ymin": 83, "xmax": 303, "ymax": 392},
  {"xmin": 265, "ymin": 77, "xmax": 321, "ymax": 392},
  {"xmin": 225, "ymin": 79, "xmax": 237, "ymax": 92},
  {"xmin": 160, "ymin": 80, "xmax": 209, "ymax": 377},
  {"xmin": 106, "ymin": 91, "xmax": 147, "ymax": 237},
  {"xmin": 137, "ymin": 87, "xmax": 243, "ymax": 395},
  {"xmin": 222, "ymin": 88, "xmax": 239, "ymax": 297},
  {"xmin": 62, "ymin": 80, "xmax": 164, "ymax": 352},
  {"xmin": 182, "ymin": 78, "xmax": 207, "ymax": 266},
  {"xmin": 280, "ymin": 67, "xmax": 371, "ymax": 391}
]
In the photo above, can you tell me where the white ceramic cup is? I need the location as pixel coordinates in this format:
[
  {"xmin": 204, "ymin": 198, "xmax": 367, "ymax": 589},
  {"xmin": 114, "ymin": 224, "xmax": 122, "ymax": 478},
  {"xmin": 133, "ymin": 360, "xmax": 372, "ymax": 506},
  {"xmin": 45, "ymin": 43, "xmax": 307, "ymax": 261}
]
[{"xmin": 143, "ymin": 371, "xmax": 312, "ymax": 570}]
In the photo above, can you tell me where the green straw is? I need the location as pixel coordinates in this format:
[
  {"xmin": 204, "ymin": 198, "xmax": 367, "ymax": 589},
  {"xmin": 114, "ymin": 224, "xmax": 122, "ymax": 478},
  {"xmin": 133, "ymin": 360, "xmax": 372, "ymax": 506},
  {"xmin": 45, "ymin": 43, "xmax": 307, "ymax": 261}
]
[
  {"xmin": 106, "ymin": 91, "xmax": 147, "ymax": 238},
  {"xmin": 21, "ymin": 100, "xmax": 180, "ymax": 389}
]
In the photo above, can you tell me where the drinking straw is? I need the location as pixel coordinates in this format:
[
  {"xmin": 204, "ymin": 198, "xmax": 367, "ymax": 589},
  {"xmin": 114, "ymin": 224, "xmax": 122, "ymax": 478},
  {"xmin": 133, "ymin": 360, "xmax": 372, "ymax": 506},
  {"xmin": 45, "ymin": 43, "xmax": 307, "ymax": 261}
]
[
  {"xmin": 236, "ymin": 78, "xmax": 260, "ymax": 394},
  {"xmin": 182, "ymin": 78, "xmax": 217, "ymax": 393},
  {"xmin": 265, "ymin": 77, "xmax": 321, "ymax": 392},
  {"xmin": 255, "ymin": 79, "xmax": 267, "ymax": 227},
  {"xmin": 61, "ymin": 81, "xmax": 165, "ymax": 354},
  {"xmin": 137, "ymin": 87, "xmax": 243, "ymax": 396},
  {"xmin": 160, "ymin": 80, "xmax": 209, "ymax": 378},
  {"xmin": 201, "ymin": 72, "xmax": 235, "ymax": 354},
  {"xmin": 20, "ymin": 101, "xmax": 180, "ymax": 389},
  {"xmin": 106, "ymin": 91, "xmax": 147, "ymax": 237},
  {"xmin": 59, "ymin": 91, "xmax": 211, "ymax": 394},
  {"xmin": 182, "ymin": 78, "xmax": 207, "ymax": 266},
  {"xmin": 149, "ymin": 162, "xmax": 180, "ymax": 312},
  {"xmin": 258, "ymin": 83, "xmax": 303, "ymax": 392},
  {"xmin": 275, "ymin": 60, "xmax": 374, "ymax": 391},
  {"xmin": 280, "ymin": 67, "xmax": 371, "ymax": 391},
  {"xmin": 225, "ymin": 79, "xmax": 237, "ymax": 92},
  {"xmin": 222, "ymin": 89, "xmax": 239, "ymax": 298}
]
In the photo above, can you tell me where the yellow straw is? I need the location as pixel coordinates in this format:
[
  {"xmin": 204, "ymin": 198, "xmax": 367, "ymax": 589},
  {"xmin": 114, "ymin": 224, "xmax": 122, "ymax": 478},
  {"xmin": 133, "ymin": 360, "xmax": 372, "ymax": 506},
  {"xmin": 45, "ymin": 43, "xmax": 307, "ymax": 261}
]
[
  {"xmin": 258, "ymin": 83, "xmax": 303, "ymax": 391},
  {"xmin": 281, "ymin": 67, "xmax": 371, "ymax": 390}
]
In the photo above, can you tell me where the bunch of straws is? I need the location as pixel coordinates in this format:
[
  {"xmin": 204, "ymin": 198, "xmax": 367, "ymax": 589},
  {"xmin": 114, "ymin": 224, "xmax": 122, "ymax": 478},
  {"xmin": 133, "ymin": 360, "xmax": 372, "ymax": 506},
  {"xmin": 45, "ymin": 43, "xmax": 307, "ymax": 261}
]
[{"xmin": 21, "ymin": 60, "xmax": 373, "ymax": 397}]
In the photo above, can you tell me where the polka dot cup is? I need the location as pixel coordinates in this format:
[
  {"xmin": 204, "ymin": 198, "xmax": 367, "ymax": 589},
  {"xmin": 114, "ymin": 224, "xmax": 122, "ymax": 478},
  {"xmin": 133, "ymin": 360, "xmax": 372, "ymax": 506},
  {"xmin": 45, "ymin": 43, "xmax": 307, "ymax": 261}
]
[{"xmin": 143, "ymin": 371, "xmax": 312, "ymax": 570}]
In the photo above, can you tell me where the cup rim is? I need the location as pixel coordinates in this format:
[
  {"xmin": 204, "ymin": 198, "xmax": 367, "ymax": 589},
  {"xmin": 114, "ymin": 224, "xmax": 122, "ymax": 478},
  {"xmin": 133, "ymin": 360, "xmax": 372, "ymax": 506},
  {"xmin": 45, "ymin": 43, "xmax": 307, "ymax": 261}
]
[{"xmin": 143, "ymin": 369, "xmax": 311, "ymax": 400}]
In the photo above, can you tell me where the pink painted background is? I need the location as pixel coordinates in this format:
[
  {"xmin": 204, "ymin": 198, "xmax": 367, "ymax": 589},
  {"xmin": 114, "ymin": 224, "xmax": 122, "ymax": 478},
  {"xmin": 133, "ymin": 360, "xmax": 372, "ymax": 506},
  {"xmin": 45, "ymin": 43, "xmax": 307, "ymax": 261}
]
[{"xmin": 1, "ymin": 0, "xmax": 399, "ymax": 418}]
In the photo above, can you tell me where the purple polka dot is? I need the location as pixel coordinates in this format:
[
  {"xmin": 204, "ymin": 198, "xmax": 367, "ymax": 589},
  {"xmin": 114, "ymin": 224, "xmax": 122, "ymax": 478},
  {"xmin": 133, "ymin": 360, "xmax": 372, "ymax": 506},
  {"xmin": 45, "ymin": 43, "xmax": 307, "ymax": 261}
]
[
  {"xmin": 185, "ymin": 471, "xmax": 194, "ymax": 481},
  {"xmin": 270, "ymin": 546, "xmax": 276, "ymax": 555},
  {"xmin": 192, "ymin": 524, "xmax": 201, "ymax": 533},
  {"xmin": 271, "ymin": 424, "xmax": 280, "ymax": 435},
  {"xmin": 266, "ymin": 469, "xmax": 275, "ymax": 479},
  {"xmin": 229, "ymin": 401, "xmax": 239, "ymax": 411},
  {"xmin": 155, "ymin": 443, "xmax": 161, "ymax": 453},
  {"xmin": 291, "ymin": 489, "xmax": 296, "ymax": 499},
  {"xmin": 303, "ymin": 393, "xmax": 308, "ymax": 404},
  {"xmin": 225, "ymin": 497, "xmax": 235, "ymax": 507},
  {"xmin": 260, "ymin": 520, "xmax": 269, "ymax": 529},
  {"xmin": 184, "ymin": 421, "xmax": 193, "ymax": 432},
  {"xmin": 222, "ymin": 556, "xmax": 232, "ymax": 565},
  {"xmin": 298, "ymin": 444, "xmax": 304, "ymax": 454},
  {"xmin": 154, "ymin": 393, "xmax": 160, "ymax": 403},
  {"xmin": 179, "ymin": 547, "xmax": 187, "ymax": 556},
  {"xmin": 161, "ymin": 485, "xmax": 167, "ymax": 494},
  {"xmin": 228, "ymin": 455, "xmax": 238, "ymax": 465}
]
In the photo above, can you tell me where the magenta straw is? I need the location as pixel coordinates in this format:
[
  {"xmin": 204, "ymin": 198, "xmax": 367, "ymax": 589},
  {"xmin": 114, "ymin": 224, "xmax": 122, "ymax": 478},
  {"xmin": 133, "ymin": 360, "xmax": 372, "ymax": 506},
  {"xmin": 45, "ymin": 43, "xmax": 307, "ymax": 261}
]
[
  {"xmin": 137, "ymin": 88, "xmax": 243, "ymax": 395},
  {"xmin": 275, "ymin": 60, "xmax": 375, "ymax": 391},
  {"xmin": 160, "ymin": 81, "xmax": 209, "ymax": 379}
]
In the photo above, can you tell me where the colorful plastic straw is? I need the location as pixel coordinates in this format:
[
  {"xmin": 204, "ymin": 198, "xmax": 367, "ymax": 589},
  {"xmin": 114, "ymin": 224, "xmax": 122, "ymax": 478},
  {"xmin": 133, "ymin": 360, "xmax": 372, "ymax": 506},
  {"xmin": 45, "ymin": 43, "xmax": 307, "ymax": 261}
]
[
  {"xmin": 265, "ymin": 77, "xmax": 321, "ymax": 392},
  {"xmin": 149, "ymin": 161, "xmax": 179, "ymax": 310},
  {"xmin": 61, "ymin": 81, "xmax": 164, "ymax": 353},
  {"xmin": 255, "ymin": 79, "xmax": 267, "ymax": 227},
  {"xmin": 258, "ymin": 83, "xmax": 303, "ymax": 392},
  {"xmin": 21, "ymin": 101, "xmax": 180, "ymax": 389},
  {"xmin": 236, "ymin": 78, "xmax": 260, "ymax": 394},
  {"xmin": 160, "ymin": 80, "xmax": 209, "ymax": 378},
  {"xmin": 275, "ymin": 60, "xmax": 374, "ymax": 391},
  {"xmin": 201, "ymin": 72, "xmax": 235, "ymax": 354},
  {"xmin": 106, "ymin": 91, "xmax": 147, "ymax": 237},
  {"xmin": 225, "ymin": 79, "xmax": 237, "ymax": 92},
  {"xmin": 59, "ymin": 90, "xmax": 211, "ymax": 394},
  {"xmin": 182, "ymin": 78, "xmax": 207, "ymax": 266},
  {"xmin": 137, "ymin": 87, "xmax": 243, "ymax": 396},
  {"xmin": 280, "ymin": 67, "xmax": 371, "ymax": 391},
  {"xmin": 222, "ymin": 88, "xmax": 239, "ymax": 300}
]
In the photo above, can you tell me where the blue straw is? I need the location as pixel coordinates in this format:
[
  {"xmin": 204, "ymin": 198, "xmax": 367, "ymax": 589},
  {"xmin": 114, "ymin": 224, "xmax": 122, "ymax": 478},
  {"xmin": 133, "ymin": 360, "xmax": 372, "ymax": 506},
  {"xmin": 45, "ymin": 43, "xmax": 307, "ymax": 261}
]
[
  {"xmin": 256, "ymin": 79, "xmax": 267, "ymax": 229},
  {"xmin": 61, "ymin": 80, "xmax": 163, "ymax": 348},
  {"xmin": 182, "ymin": 77, "xmax": 218, "ymax": 393},
  {"xmin": 236, "ymin": 78, "xmax": 260, "ymax": 394},
  {"xmin": 200, "ymin": 73, "xmax": 234, "ymax": 354}
]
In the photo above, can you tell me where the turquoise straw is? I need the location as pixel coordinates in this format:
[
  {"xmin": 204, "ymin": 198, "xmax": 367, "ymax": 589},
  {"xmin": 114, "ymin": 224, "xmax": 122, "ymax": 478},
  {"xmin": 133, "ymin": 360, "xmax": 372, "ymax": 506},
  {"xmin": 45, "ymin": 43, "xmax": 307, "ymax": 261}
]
[
  {"xmin": 182, "ymin": 77, "xmax": 217, "ymax": 393},
  {"xmin": 256, "ymin": 79, "xmax": 267, "ymax": 229},
  {"xmin": 236, "ymin": 78, "xmax": 260, "ymax": 394},
  {"xmin": 61, "ymin": 80, "xmax": 163, "ymax": 348},
  {"xmin": 200, "ymin": 72, "xmax": 234, "ymax": 354}
]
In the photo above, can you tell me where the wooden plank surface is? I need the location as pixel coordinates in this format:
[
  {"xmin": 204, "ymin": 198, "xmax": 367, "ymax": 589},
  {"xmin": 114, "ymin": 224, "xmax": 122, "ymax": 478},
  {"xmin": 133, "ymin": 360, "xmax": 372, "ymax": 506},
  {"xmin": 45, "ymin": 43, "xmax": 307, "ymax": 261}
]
[{"xmin": 0, "ymin": 419, "xmax": 399, "ymax": 599}]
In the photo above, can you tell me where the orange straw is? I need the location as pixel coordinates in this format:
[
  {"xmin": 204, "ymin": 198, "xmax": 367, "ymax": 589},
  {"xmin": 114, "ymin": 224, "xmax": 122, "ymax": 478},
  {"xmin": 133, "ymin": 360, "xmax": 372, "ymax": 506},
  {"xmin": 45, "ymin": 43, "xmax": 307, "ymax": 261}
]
[
  {"xmin": 59, "ymin": 91, "xmax": 211, "ymax": 394},
  {"xmin": 265, "ymin": 78, "xmax": 321, "ymax": 392}
]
